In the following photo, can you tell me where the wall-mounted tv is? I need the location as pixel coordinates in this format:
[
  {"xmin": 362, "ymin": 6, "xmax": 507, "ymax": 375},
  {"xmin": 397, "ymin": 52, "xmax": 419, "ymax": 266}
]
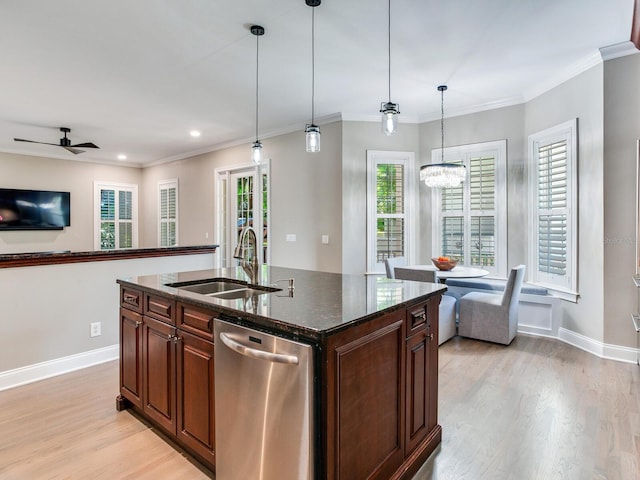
[{"xmin": 0, "ymin": 188, "xmax": 71, "ymax": 230}]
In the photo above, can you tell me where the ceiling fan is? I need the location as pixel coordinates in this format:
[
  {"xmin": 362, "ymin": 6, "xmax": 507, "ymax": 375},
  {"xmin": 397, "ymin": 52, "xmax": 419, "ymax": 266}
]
[{"xmin": 14, "ymin": 127, "xmax": 99, "ymax": 155}]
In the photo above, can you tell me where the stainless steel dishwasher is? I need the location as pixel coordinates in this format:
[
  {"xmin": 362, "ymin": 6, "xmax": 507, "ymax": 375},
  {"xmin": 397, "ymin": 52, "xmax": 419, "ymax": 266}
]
[{"xmin": 214, "ymin": 319, "xmax": 314, "ymax": 480}]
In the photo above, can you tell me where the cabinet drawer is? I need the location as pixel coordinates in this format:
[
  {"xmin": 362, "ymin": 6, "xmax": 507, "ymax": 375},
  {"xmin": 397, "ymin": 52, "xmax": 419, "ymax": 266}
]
[
  {"xmin": 121, "ymin": 287, "xmax": 142, "ymax": 313},
  {"xmin": 144, "ymin": 293, "xmax": 176, "ymax": 324},
  {"xmin": 177, "ymin": 303, "xmax": 216, "ymax": 340},
  {"xmin": 406, "ymin": 302, "xmax": 428, "ymax": 337}
]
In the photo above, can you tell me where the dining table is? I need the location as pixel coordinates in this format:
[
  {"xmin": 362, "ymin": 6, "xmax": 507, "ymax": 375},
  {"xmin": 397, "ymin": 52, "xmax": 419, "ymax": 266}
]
[{"xmin": 394, "ymin": 264, "xmax": 490, "ymax": 283}]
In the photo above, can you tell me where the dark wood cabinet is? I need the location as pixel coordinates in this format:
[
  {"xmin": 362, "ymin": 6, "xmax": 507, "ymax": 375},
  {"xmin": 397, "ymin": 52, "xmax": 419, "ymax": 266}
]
[
  {"xmin": 118, "ymin": 282, "xmax": 442, "ymax": 479},
  {"xmin": 324, "ymin": 312, "xmax": 406, "ymax": 480},
  {"xmin": 119, "ymin": 307, "xmax": 143, "ymax": 408},
  {"xmin": 176, "ymin": 330, "xmax": 215, "ymax": 466},
  {"xmin": 142, "ymin": 315, "xmax": 177, "ymax": 434},
  {"xmin": 405, "ymin": 299, "xmax": 439, "ymax": 455},
  {"xmin": 118, "ymin": 291, "xmax": 216, "ymax": 470}
]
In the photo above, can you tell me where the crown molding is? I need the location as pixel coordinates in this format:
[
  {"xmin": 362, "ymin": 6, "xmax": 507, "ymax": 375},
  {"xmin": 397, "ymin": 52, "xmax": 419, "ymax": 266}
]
[{"xmin": 599, "ymin": 41, "xmax": 639, "ymax": 60}]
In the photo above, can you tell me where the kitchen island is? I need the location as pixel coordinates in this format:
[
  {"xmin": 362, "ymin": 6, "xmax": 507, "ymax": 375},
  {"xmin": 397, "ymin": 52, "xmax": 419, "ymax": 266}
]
[{"xmin": 116, "ymin": 265, "xmax": 445, "ymax": 480}]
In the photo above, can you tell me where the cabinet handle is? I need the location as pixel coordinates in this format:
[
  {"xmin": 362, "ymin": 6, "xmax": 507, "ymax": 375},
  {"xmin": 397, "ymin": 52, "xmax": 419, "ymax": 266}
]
[
  {"xmin": 124, "ymin": 294, "xmax": 137, "ymax": 303},
  {"xmin": 135, "ymin": 320, "xmax": 142, "ymax": 328},
  {"xmin": 428, "ymin": 333, "xmax": 434, "ymax": 341}
]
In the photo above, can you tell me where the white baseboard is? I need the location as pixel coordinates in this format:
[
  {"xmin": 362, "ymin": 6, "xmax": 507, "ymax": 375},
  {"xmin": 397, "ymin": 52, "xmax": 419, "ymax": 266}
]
[{"xmin": 0, "ymin": 345, "xmax": 119, "ymax": 392}]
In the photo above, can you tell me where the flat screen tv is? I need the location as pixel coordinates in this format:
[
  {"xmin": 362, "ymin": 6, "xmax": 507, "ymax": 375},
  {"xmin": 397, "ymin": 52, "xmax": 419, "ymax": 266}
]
[{"xmin": 0, "ymin": 188, "xmax": 71, "ymax": 230}]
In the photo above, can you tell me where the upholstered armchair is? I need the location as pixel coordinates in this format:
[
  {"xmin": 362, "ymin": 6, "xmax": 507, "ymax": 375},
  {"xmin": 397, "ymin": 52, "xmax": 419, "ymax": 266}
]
[{"xmin": 458, "ymin": 265, "xmax": 526, "ymax": 345}]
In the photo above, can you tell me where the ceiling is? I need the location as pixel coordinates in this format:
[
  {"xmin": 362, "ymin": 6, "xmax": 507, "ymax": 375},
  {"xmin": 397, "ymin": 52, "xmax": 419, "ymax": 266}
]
[{"xmin": 0, "ymin": 0, "xmax": 636, "ymax": 167}]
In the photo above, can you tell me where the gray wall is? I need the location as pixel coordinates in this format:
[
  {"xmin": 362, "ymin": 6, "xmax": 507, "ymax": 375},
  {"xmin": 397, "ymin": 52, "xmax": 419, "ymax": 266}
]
[
  {"xmin": 418, "ymin": 104, "xmax": 526, "ymax": 269},
  {"xmin": 0, "ymin": 152, "xmax": 142, "ymax": 254},
  {"xmin": 603, "ymin": 53, "xmax": 640, "ymax": 347},
  {"xmin": 525, "ymin": 63, "xmax": 605, "ymax": 342},
  {"xmin": 142, "ymin": 121, "xmax": 344, "ymax": 273},
  {"xmin": 341, "ymin": 121, "xmax": 420, "ymax": 275}
]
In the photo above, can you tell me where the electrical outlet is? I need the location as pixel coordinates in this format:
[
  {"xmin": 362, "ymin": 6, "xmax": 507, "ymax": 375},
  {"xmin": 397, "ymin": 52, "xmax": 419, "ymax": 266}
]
[{"xmin": 90, "ymin": 322, "xmax": 101, "ymax": 337}]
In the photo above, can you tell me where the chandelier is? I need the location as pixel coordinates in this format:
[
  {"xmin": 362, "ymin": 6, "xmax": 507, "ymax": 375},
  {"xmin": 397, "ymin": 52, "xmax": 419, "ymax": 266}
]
[{"xmin": 420, "ymin": 85, "xmax": 466, "ymax": 188}]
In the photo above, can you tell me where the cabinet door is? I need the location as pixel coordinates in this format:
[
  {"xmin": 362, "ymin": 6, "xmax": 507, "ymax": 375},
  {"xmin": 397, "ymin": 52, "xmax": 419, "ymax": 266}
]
[
  {"xmin": 120, "ymin": 308, "xmax": 143, "ymax": 408},
  {"xmin": 324, "ymin": 312, "xmax": 405, "ymax": 480},
  {"xmin": 143, "ymin": 316, "xmax": 177, "ymax": 434},
  {"xmin": 176, "ymin": 330, "xmax": 215, "ymax": 468},
  {"xmin": 405, "ymin": 330, "xmax": 430, "ymax": 454},
  {"xmin": 405, "ymin": 298, "xmax": 439, "ymax": 454}
]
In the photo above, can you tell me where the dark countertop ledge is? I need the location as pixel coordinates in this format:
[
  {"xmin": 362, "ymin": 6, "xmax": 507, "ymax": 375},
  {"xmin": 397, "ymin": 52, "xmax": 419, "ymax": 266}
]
[
  {"xmin": 0, "ymin": 245, "xmax": 218, "ymax": 269},
  {"xmin": 118, "ymin": 265, "xmax": 447, "ymax": 341}
]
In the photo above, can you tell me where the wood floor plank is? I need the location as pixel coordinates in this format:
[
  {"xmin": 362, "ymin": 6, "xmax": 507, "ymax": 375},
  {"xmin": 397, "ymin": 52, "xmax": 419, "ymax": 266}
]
[{"xmin": 0, "ymin": 334, "xmax": 638, "ymax": 479}]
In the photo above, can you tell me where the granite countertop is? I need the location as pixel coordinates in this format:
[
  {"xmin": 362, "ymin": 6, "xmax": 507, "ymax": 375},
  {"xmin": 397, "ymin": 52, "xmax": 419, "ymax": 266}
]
[{"xmin": 118, "ymin": 265, "xmax": 447, "ymax": 341}]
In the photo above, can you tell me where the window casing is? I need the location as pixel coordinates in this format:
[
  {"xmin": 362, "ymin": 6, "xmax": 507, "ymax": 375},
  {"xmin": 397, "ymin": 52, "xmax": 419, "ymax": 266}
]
[
  {"xmin": 366, "ymin": 150, "xmax": 416, "ymax": 274},
  {"xmin": 158, "ymin": 179, "xmax": 178, "ymax": 247},
  {"xmin": 528, "ymin": 119, "xmax": 578, "ymax": 298},
  {"xmin": 431, "ymin": 141, "xmax": 507, "ymax": 277},
  {"xmin": 94, "ymin": 182, "xmax": 138, "ymax": 250}
]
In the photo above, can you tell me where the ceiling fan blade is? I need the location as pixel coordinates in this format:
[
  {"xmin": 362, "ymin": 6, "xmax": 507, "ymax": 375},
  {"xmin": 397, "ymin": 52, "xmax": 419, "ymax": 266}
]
[
  {"xmin": 63, "ymin": 146, "xmax": 85, "ymax": 155},
  {"xmin": 70, "ymin": 142, "xmax": 99, "ymax": 149},
  {"xmin": 14, "ymin": 138, "xmax": 58, "ymax": 146}
]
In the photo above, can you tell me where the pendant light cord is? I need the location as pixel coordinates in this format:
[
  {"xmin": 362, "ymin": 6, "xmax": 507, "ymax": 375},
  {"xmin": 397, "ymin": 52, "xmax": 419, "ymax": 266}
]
[
  {"xmin": 311, "ymin": 6, "xmax": 315, "ymax": 123},
  {"xmin": 255, "ymin": 32, "xmax": 260, "ymax": 142},
  {"xmin": 440, "ymin": 86, "xmax": 445, "ymax": 162},
  {"xmin": 387, "ymin": 0, "xmax": 391, "ymax": 103}
]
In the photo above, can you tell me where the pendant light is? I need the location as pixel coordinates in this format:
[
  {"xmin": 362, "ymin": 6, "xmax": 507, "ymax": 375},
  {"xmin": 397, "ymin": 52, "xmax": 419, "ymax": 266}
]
[
  {"xmin": 250, "ymin": 25, "xmax": 265, "ymax": 165},
  {"xmin": 305, "ymin": 0, "xmax": 321, "ymax": 153},
  {"xmin": 420, "ymin": 85, "xmax": 466, "ymax": 188},
  {"xmin": 380, "ymin": 0, "xmax": 399, "ymax": 135}
]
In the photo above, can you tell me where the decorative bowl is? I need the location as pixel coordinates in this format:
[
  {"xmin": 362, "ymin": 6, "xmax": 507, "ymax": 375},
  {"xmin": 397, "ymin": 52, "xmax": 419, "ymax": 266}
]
[{"xmin": 431, "ymin": 257, "xmax": 458, "ymax": 271}]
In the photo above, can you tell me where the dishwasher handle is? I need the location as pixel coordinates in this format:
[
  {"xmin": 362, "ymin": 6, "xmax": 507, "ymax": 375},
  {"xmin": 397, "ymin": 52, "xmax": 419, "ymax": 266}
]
[{"xmin": 219, "ymin": 332, "xmax": 299, "ymax": 365}]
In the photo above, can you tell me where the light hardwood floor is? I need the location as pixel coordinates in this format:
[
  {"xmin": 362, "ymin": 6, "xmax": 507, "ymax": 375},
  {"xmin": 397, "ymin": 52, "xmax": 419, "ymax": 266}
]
[{"xmin": 0, "ymin": 334, "xmax": 638, "ymax": 479}]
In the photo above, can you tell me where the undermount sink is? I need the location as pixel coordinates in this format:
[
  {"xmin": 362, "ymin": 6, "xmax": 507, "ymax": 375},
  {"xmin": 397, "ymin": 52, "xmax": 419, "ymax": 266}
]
[{"xmin": 166, "ymin": 278, "xmax": 281, "ymax": 299}]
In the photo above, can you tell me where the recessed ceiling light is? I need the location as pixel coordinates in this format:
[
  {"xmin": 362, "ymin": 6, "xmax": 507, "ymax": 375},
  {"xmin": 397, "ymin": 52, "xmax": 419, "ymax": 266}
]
[
  {"xmin": 117, "ymin": 154, "xmax": 127, "ymax": 161},
  {"xmin": 190, "ymin": 130, "xmax": 201, "ymax": 138}
]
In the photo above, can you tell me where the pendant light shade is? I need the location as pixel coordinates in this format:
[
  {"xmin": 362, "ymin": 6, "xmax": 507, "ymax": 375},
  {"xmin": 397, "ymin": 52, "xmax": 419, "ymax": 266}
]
[
  {"xmin": 420, "ymin": 85, "xmax": 466, "ymax": 188},
  {"xmin": 305, "ymin": 0, "xmax": 321, "ymax": 153},
  {"xmin": 380, "ymin": 0, "xmax": 399, "ymax": 135},
  {"xmin": 251, "ymin": 25, "xmax": 265, "ymax": 165}
]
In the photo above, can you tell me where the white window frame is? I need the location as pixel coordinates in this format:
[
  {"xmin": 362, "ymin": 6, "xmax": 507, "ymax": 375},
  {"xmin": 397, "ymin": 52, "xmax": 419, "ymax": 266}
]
[
  {"xmin": 93, "ymin": 181, "xmax": 138, "ymax": 250},
  {"xmin": 528, "ymin": 118, "xmax": 578, "ymax": 301},
  {"xmin": 366, "ymin": 150, "xmax": 416, "ymax": 274},
  {"xmin": 430, "ymin": 140, "xmax": 507, "ymax": 277},
  {"xmin": 158, "ymin": 179, "xmax": 179, "ymax": 247}
]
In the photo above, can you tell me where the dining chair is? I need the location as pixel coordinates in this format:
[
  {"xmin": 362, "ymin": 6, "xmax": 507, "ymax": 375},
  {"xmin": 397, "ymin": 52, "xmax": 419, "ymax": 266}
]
[
  {"xmin": 458, "ymin": 264, "xmax": 526, "ymax": 345},
  {"xmin": 384, "ymin": 256, "xmax": 407, "ymax": 279}
]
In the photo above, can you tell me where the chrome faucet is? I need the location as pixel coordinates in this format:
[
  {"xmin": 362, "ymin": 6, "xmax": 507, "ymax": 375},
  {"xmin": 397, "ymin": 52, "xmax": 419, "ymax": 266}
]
[{"xmin": 233, "ymin": 226, "xmax": 259, "ymax": 284}]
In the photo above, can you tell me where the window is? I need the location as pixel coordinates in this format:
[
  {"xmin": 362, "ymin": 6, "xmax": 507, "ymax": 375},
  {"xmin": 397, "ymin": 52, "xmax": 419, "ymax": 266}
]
[
  {"xmin": 367, "ymin": 150, "xmax": 416, "ymax": 274},
  {"xmin": 528, "ymin": 119, "xmax": 577, "ymax": 298},
  {"xmin": 159, "ymin": 179, "xmax": 178, "ymax": 247},
  {"xmin": 94, "ymin": 182, "xmax": 138, "ymax": 250},
  {"xmin": 431, "ymin": 141, "xmax": 507, "ymax": 277}
]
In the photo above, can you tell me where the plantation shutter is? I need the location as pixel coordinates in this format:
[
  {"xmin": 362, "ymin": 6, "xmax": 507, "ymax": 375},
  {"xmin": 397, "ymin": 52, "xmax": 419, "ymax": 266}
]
[
  {"xmin": 537, "ymin": 141, "xmax": 567, "ymax": 276},
  {"xmin": 159, "ymin": 181, "xmax": 178, "ymax": 247},
  {"xmin": 97, "ymin": 184, "xmax": 137, "ymax": 250}
]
